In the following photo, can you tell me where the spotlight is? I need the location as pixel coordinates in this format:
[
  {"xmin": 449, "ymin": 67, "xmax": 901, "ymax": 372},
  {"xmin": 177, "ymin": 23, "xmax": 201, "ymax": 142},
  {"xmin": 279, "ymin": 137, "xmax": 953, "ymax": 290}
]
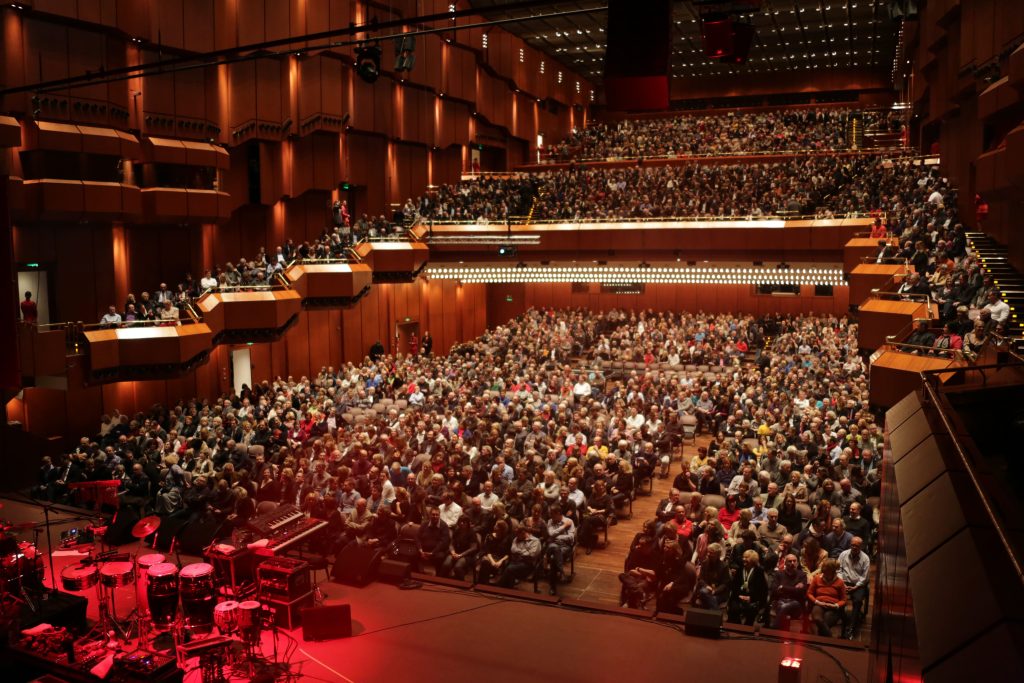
[
  {"xmin": 779, "ymin": 657, "xmax": 802, "ymax": 683},
  {"xmin": 497, "ymin": 244, "xmax": 518, "ymax": 257},
  {"xmin": 356, "ymin": 45, "xmax": 382, "ymax": 84}
]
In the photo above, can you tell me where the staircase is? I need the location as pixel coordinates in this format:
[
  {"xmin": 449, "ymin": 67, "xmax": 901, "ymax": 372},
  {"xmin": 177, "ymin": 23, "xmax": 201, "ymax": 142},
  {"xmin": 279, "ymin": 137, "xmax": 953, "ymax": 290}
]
[{"xmin": 968, "ymin": 231, "xmax": 1024, "ymax": 341}]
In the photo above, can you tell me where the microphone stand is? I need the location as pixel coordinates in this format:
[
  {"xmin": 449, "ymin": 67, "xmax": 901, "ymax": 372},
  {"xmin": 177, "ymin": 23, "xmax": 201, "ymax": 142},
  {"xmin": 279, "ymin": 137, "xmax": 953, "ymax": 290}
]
[{"xmin": 41, "ymin": 502, "xmax": 57, "ymax": 595}]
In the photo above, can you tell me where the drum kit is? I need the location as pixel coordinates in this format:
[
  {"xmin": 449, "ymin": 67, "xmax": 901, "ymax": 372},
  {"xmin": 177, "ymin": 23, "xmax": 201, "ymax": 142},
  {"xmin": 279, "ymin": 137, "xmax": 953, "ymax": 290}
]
[{"xmin": 53, "ymin": 513, "xmax": 272, "ymax": 679}]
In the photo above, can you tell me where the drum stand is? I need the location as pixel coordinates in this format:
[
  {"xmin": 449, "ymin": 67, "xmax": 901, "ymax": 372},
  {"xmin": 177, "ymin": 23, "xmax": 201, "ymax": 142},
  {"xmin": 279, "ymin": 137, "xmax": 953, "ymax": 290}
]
[{"xmin": 95, "ymin": 577, "xmax": 134, "ymax": 646}]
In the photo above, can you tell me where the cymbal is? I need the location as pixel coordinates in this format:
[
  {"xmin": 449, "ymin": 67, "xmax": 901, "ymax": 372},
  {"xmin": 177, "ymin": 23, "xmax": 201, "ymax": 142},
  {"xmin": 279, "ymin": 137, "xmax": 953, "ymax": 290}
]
[
  {"xmin": 131, "ymin": 515, "xmax": 162, "ymax": 539},
  {"xmin": 1, "ymin": 521, "xmax": 39, "ymax": 532}
]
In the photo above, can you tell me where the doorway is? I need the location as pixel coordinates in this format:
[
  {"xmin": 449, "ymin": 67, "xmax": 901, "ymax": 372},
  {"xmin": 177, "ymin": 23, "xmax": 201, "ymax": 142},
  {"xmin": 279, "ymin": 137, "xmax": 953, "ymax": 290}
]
[
  {"xmin": 395, "ymin": 320, "xmax": 420, "ymax": 356},
  {"xmin": 17, "ymin": 268, "xmax": 50, "ymax": 324},
  {"xmin": 231, "ymin": 347, "xmax": 252, "ymax": 396}
]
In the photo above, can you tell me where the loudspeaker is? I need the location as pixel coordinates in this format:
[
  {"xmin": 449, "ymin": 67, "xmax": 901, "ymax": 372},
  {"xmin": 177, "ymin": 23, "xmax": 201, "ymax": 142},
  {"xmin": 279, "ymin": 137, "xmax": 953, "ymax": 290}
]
[
  {"xmin": 376, "ymin": 558, "xmax": 411, "ymax": 584},
  {"xmin": 176, "ymin": 515, "xmax": 224, "ymax": 555},
  {"xmin": 154, "ymin": 514, "xmax": 190, "ymax": 552},
  {"xmin": 602, "ymin": 0, "xmax": 671, "ymax": 110},
  {"xmin": 301, "ymin": 604, "xmax": 352, "ymax": 641},
  {"xmin": 684, "ymin": 607, "xmax": 723, "ymax": 639},
  {"xmin": 332, "ymin": 544, "xmax": 383, "ymax": 586},
  {"xmin": 103, "ymin": 507, "xmax": 140, "ymax": 546},
  {"xmin": 246, "ymin": 141, "xmax": 261, "ymax": 204}
]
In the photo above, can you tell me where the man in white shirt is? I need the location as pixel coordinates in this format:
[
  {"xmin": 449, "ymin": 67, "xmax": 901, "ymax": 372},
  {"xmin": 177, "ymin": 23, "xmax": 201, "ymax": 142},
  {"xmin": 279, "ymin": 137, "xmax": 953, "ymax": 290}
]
[
  {"xmin": 983, "ymin": 290, "xmax": 1010, "ymax": 325},
  {"xmin": 100, "ymin": 306, "xmax": 122, "ymax": 326},
  {"xmin": 837, "ymin": 536, "xmax": 870, "ymax": 639},
  {"xmin": 200, "ymin": 270, "xmax": 218, "ymax": 290},
  {"xmin": 477, "ymin": 480, "xmax": 499, "ymax": 510},
  {"xmin": 572, "ymin": 378, "xmax": 592, "ymax": 401},
  {"xmin": 438, "ymin": 490, "xmax": 462, "ymax": 528}
]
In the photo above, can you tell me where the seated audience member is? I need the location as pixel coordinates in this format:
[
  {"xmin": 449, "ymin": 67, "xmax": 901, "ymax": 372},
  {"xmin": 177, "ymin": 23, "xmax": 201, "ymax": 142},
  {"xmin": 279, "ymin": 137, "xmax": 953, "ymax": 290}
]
[
  {"xmin": 100, "ymin": 305, "xmax": 122, "ymax": 327},
  {"xmin": 544, "ymin": 504, "xmax": 576, "ymax": 594},
  {"xmin": 499, "ymin": 525, "xmax": 542, "ymax": 587},
  {"xmin": 770, "ymin": 553, "xmax": 808, "ymax": 631},
  {"xmin": 727, "ymin": 548, "xmax": 769, "ymax": 626},
  {"xmin": 416, "ymin": 507, "xmax": 451, "ymax": 574},
  {"xmin": 476, "ymin": 520, "xmax": 512, "ymax": 585},
  {"xmin": 807, "ymin": 558, "xmax": 848, "ymax": 637},
  {"xmin": 692, "ymin": 543, "xmax": 730, "ymax": 609},
  {"xmin": 439, "ymin": 515, "xmax": 479, "ymax": 580}
]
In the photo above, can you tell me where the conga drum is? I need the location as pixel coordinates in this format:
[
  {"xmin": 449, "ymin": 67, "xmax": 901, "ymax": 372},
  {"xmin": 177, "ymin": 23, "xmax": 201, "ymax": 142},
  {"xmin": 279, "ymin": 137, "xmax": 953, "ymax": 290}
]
[
  {"xmin": 179, "ymin": 563, "xmax": 215, "ymax": 632},
  {"xmin": 137, "ymin": 553, "xmax": 165, "ymax": 611},
  {"xmin": 214, "ymin": 600, "xmax": 239, "ymax": 634},
  {"xmin": 146, "ymin": 563, "xmax": 179, "ymax": 629},
  {"xmin": 60, "ymin": 564, "xmax": 98, "ymax": 592}
]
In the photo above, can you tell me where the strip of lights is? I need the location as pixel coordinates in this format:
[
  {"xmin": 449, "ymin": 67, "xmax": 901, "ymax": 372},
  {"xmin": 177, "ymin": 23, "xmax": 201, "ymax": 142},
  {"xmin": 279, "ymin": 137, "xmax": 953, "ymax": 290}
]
[
  {"xmin": 425, "ymin": 235, "xmax": 541, "ymax": 245},
  {"xmin": 426, "ymin": 266, "xmax": 848, "ymax": 286}
]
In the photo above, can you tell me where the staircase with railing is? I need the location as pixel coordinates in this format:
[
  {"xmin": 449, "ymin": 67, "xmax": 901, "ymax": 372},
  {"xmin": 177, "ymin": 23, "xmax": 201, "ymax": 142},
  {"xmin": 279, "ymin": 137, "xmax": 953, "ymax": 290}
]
[{"xmin": 968, "ymin": 231, "xmax": 1024, "ymax": 342}]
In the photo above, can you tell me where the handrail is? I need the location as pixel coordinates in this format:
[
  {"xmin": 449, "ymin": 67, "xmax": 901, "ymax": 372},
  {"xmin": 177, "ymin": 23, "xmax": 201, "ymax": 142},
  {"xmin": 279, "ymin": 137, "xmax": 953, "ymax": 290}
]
[
  {"xmin": 859, "ymin": 255, "xmax": 907, "ymax": 264},
  {"xmin": 870, "ymin": 290, "xmax": 931, "ymax": 303},
  {"xmin": 533, "ymin": 145, "xmax": 909, "ymax": 166},
  {"xmin": 424, "ymin": 212, "xmax": 877, "ymax": 226},
  {"xmin": 884, "ymin": 340, "xmax": 963, "ymax": 359},
  {"xmin": 918, "ymin": 373, "xmax": 1024, "ymax": 585}
]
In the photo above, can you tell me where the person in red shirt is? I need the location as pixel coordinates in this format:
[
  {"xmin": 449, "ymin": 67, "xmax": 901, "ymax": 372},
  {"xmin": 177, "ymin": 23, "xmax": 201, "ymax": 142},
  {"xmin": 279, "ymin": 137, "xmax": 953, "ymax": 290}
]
[
  {"xmin": 20, "ymin": 291, "xmax": 38, "ymax": 323},
  {"xmin": 807, "ymin": 558, "xmax": 848, "ymax": 636}
]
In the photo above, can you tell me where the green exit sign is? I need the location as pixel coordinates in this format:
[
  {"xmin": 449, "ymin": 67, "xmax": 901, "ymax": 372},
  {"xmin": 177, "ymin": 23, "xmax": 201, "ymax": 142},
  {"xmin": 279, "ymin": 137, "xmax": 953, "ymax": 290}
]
[{"xmin": 505, "ymin": 295, "xmax": 513, "ymax": 302}]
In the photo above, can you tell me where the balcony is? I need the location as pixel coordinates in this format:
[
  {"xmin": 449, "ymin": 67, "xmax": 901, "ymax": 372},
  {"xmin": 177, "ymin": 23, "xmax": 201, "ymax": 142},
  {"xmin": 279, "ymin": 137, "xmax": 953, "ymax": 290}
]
[
  {"xmin": 196, "ymin": 287, "xmax": 302, "ymax": 344},
  {"xmin": 84, "ymin": 322, "xmax": 213, "ymax": 382},
  {"xmin": 425, "ymin": 217, "xmax": 873, "ymax": 263},
  {"xmin": 140, "ymin": 188, "xmax": 232, "ymax": 223},
  {"xmin": 844, "ymin": 236, "xmax": 888, "ymax": 274},
  {"xmin": 849, "ymin": 262, "xmax": 909, "ymax": 308},
  {"xmin": 353, "ymin": 240, "xmax": 430, "ymax": 283},
  {"xmin": 859, "ymin": 296, "xmax": 938, "ymax": 352},
  {"xmin": 868, "ymin": 325, "xmax": 971, "ymax": 408},
  {"xmin": 284, "ymin": 261, "xmax": 373, "ymax": 309},
  {"xmin": 20, "ymin": 180, "xmax": 142, "ymax": 221}
]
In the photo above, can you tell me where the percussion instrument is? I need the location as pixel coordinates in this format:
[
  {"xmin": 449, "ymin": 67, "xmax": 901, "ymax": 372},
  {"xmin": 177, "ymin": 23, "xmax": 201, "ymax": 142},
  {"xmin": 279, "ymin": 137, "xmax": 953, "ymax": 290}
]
[
  {"xmin": 213, "ymin": 600, "xmax": 238, "ymax": 634},
  {"xmin": 1, "ymin": 541, "xmax": 45, "ymax": 589},
  {"xmin": 180, "ymin": 563, "xmax": 215, "ymax": 631},
  {"xmin": 60, "ymin": 563, "xmax": 99, "ymax": 592},
  {"xmin": 236, "ymin": 601, "xmax": 262, "ymax": 642},
  {"xmin": 132, "ymin": 516, "xmax": 162, "ymax": 539},
  {"xmin": 146, "ymin": 563, "xmax": 179, "ymax": 628},
  {"xmin": 99, "ymin": 561, "xmax": 135, "ymax": 588},
  {"xmin": 138, "ymin": 553, "xmax": 166, "ymax": 573}
]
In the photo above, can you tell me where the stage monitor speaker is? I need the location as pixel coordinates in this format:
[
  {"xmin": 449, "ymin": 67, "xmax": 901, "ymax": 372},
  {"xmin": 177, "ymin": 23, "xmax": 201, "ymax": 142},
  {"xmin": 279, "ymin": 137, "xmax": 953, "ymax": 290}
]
[
  {"xmin": 376, "ymin": 558, "xmax": 411, "ymax": 584},
  {"xmin": 154, "ymin": 514, "xmax": 190, "ymax": 552},
  {"xmin": 301, "ymin": 604, "xmax": 352, "ymax": 641},
  {"xmin": 603, "ymin": 0, "xmax": 671, "ymax": 110},
  {"xmin": 332, "ymin": 544, "xmax": 383, "ymax": 586},
  {"xmin": 684, "ymin": 607, "xmax": 723, "ymax": 639},
  {"xmin": 103, "ymin": 507, "xmax": 140, "ymax": 546},
  {"xmin": 176, "ymin": 516, "xmax": 224, "ymax": 555}
]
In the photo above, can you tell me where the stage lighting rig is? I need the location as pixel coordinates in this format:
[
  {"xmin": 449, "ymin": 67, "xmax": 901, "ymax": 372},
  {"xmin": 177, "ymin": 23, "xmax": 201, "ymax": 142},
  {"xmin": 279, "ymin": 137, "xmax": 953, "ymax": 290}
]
[{"xmin": 356, "ymin": 44, "xmax": 382, "ymax": 84}]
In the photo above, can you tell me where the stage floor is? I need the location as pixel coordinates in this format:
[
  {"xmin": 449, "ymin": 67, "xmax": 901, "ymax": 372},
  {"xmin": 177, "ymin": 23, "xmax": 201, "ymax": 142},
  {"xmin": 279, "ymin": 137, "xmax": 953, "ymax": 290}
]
[{"xmin": 0, "ymin": 496, "xmax": 869, "ymax": 683}]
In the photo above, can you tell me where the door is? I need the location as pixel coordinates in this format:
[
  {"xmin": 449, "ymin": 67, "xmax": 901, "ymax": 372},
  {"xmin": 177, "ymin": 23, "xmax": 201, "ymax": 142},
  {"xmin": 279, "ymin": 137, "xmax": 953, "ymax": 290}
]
[
  {"xmin": 231, "ymin": 347, "xmax": 252, "ymax": 396},
  {"xmin": 395, "ymin": 320, "xmax": 420, "ymax": 356}
]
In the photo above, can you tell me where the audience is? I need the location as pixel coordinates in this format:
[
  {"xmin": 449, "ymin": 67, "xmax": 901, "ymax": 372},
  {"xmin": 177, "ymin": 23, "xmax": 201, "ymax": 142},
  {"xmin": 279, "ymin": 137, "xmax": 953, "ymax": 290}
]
[
  {"xmin": 415, "ymin": 155, "xmax": 881, "ymax": 223},
  {"xmin": 543, "ymin": 108, "xmax": 903, "ymax": 162}
]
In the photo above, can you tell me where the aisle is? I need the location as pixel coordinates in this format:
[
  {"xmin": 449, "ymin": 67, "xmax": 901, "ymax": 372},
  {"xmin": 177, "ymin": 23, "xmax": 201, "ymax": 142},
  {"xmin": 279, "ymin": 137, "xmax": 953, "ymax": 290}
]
[{"xmin": 557, "ymin": 436, "xmax": 709, "ymax": 605}]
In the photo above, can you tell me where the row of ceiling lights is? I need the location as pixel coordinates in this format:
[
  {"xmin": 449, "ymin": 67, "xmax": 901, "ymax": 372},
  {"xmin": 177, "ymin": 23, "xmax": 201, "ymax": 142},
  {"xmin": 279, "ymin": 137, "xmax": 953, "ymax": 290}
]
[{"xmin": 426, "ymin": 266, "xmax": 847, "ymax": 286}]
